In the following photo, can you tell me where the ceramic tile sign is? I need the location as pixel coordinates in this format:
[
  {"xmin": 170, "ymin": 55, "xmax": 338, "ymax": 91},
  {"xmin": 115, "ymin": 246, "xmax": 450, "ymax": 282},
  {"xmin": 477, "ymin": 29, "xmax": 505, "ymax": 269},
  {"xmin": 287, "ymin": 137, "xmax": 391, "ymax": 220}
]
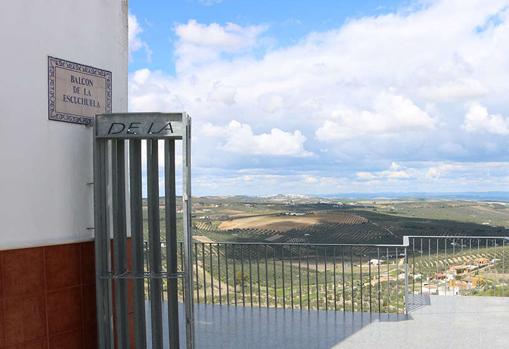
[{"xmin": 48, "ymin": 56, "xmax": 112, "ymax": 125}]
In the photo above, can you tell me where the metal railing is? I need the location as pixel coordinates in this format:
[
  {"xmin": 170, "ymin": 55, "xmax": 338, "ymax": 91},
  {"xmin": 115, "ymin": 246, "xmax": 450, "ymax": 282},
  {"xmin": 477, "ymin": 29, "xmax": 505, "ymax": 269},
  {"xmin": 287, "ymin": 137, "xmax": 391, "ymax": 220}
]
[
  {"xmin": 150, "ymin": 241, "xmax": 409, "ymax": 315},
  {"xmin": 145, "ymin": 235, "xmax": 508, "ymax": 316},
  {"xmin": 405, "ymin": 236, "xmax": 509, "ymax": 298}
]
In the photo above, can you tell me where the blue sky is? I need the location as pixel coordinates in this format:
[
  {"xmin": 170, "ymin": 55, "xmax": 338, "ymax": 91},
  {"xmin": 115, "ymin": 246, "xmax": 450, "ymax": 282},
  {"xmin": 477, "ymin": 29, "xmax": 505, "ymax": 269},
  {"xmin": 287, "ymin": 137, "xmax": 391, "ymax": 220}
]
[
  {"xmin": 128, "ymin": 0, "xmax": 509, "ymax": 196},
  {"xmin": 128, "ymin": 0, "xmax": 410, "ymax": 73}
]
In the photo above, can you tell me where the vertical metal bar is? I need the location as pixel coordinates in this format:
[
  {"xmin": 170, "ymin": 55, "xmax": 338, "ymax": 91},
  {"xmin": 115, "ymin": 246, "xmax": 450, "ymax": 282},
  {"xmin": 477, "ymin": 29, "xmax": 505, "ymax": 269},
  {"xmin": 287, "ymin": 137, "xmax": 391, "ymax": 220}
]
[
  {"xmin": 377, "ymin": 248, "xmax": 381, "ymax": 314},
  {"xmin": 435, "ymin": 239, "xmax": 440, "ymax": 294},
  {"xmin": 444, "ymin": 239, "xmax": 447, "ymax": 296},
  {"xmin": 112, "ymin": 140, "xmax": 129, "ymax": 349},
  {"xmin": 386, "ymin": 248, "xmax": 390, "ymax": 314},
  {"xmin": 290, "ymin": 246, "xmax": 294, "ymax": 309},
  {"xmin": 94, "ymin": 138, "xmax": 113, "ymax": 349},
  {"xmin": 194, "ymin": 243, "xmax": 199, "ymax": 301},
  {"xmin": 164, "ymin": 139, "xmax": 179, "ymax": 349},
  {"xmin": 421, "ymin": 238, "xmax": 432, "ymax": 294},
  {"xmin": 225, "ymin": 244, "xmax": 230, "ymax": 305},
  {"xmin": 209, "ymin": 244, "xmax": 214, "ymax": 304},
  {"xmin": 368, "ymin": 253, "xmax": 372, "ymax": 313},
  {"xmin": 182, "ymin": 114, "xmax": 195, "ymax": 349},
  {"xmin": 281, "ymin": 247, "xmax": 286, "ymax": 309},
  {"xmin": 298, "ymin": 245, "xmax": 302, "ymax": 309},
  {"xmin": 202, "ymin": 243, "xmax": 207, "ymax": 304},
  {"xmin": 257, "ymin": 248, "xmax": 261, "ymax": 307},
  {"xmin": 333, "ymin": 247, "xmax": 337, "ymax": 311},
  {"xmin": 503, "ymin": 239, "xmax": 506, "ymax": 275},
  {"xmin": 130, "ymin": 139, "xmax": 147, "ymax": 349},
  {"xmin": 180, "ymin": 242, "xmax": 184, "ymax": 300},
  {"xmin": 273, "ymin": 248, "xmax": 277, "ymax": 308},
  {"xmin": 350, "ymin": 247, "xmax": 354, "ymax": 313},
  {"xmin": 147, "ymin": 139, "xmax": 163, "ymax": 349},
  {"xmin": 395, "ymin": 247, "xmax": 399, "ymax": 314},
  {"xmin": 315, "ymin": 247, "xmax": 319, "ymax": 309},
  {"xmin": 112, "ymin": 140, "xmax": 130, "ymax": 349},
  {"xmin": 452, "ymin": 238, "xmax": 456, "ymax": 296},
  {"xmin": 404, "ymin": 247, "xmax": 409, "ymax": 316},
  {"xmin": 490, "ymin": 239, "xmax": 497, "ymax": 296},
  {"xmin": 412, "ymin": 238, "xmax": 415, "ymax": 294},
  {"xmin": 493, "ymin": 239, "xmax": 496, "ymax": 297},
  {"xmin": 306, "ymin": 247, "xmax": 311, "ymax": 309},
  {"xmin": 342, "ymin": 247, "xmax": 346, "ymax": 312},
  {"xmin": 265, "ymin": 245, "xmax": 269, "ymax": 307},
  {"xmin": 249, "ymin": 246, "xmax": 253, "ymax": 307},
  {"xmin": 240, "ymin": 245, "xmax": 245, "ymax": 306},
  {"xmin": 232, "ymin": 244, "xmax": 237, "ymax": 306},
  {"xmin": 324, "ymin": 248, "xmax": 328, "ymax": 311},
  {"xmin": 359, "ymin": 252, "xmax": 363, "ymax": 313},
  {"xmin": 428, "ymin": 238, "xmax": 431, "ymax": 264},
  {"xmin": 218, "ymin": 244, "xmax": 222, "ymax": 305},
  {"xmin": 420, "ymin": 238, "xmax": 423, "ymax": 295},
  {"xmin": 465, "ymin": 238, "xmax": 473, "ymax": 270}
]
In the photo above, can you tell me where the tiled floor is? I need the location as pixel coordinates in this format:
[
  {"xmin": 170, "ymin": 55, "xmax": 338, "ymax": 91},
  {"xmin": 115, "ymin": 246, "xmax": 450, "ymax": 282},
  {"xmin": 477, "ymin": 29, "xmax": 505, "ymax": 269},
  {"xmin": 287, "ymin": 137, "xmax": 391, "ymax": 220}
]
[
  {"xmin": 157, "ymin": 296, "xmax": 509, "ymax": 348},
  {"xmin": 335, "ymin": 296, "xmax": 509, "ymax": 349}
]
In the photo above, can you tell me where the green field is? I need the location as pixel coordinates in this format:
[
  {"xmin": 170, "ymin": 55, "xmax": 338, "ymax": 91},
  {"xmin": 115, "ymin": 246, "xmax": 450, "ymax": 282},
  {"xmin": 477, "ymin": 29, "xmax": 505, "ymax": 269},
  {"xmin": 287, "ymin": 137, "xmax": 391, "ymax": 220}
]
[
  {"xmin": 186, "ymin": 198, "xmax": 509, "ymax": 245},
  {"xmin": 163, "ymin": 242, "xmax": 509, "ymax": 313},
  {"xmin": 137, "ymin": 197, "xmax": 509, "ymax": 313}
]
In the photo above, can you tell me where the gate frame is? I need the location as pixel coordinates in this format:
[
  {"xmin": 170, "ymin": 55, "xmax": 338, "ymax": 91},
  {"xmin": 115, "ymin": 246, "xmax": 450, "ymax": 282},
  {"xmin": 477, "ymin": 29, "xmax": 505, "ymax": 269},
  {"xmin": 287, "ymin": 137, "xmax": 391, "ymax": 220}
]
[{"xmin": 93, "ymin": 112, "xmax": 194, "ymax": 349}]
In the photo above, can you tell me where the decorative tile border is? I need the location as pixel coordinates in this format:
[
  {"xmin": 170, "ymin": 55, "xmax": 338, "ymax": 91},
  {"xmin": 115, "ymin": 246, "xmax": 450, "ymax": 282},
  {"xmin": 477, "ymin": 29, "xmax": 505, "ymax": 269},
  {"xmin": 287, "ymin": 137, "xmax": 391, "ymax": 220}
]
[{"xmin": 48, "ymin": 56, "xmax": 112, "ymax": 125}]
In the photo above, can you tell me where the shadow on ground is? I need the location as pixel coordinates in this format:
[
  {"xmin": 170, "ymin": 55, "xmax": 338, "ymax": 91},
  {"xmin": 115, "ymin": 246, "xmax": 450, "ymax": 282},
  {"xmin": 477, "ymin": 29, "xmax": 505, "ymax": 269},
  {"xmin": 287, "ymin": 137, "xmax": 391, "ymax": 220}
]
[
  {"xmin": 146, "ymin": 302, "xmax": 409, "ymax": 348},
  {"xmin": 407, "ymin": 293, "xmax": 431, "ymax": 312}
]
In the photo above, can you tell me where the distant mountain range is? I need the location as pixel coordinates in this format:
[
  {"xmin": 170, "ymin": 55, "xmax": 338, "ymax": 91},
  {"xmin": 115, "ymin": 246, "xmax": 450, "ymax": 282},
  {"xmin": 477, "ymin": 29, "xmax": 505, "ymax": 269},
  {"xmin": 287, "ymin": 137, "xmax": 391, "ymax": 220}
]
[
  {"xmin": 319, "ymin": 192, "xmax": 509, "ymax": 201},
  {"xmin": 179, "ymin": 192, "xmax": 509, "ymax": 202}
]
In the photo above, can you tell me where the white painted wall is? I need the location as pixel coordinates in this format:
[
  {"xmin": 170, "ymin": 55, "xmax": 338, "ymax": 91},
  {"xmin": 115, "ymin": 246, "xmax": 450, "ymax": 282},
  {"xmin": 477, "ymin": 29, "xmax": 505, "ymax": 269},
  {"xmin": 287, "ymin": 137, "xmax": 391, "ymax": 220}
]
[{"xmin": 0, "ymin": 0, "xmax": 128, "ymax": 249}]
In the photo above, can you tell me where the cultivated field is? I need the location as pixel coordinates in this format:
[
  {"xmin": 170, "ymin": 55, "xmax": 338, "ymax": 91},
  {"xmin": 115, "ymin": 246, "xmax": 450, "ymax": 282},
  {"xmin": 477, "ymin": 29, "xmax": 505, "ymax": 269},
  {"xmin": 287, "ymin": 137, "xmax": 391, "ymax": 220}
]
[
  {"xmin": 141, "ymin": 196, "xmax": 509, "ymax": 248},
  {"xmin": 218, "ymin": 212, "xmax": 367, "ymax": 232},
  {"xmin": 370, "ymin": 200, "xmax": 509, "ymax": 227},
  {"xmin": 139, "ymin": 196, "xmax": 509, "ymax": 313}
]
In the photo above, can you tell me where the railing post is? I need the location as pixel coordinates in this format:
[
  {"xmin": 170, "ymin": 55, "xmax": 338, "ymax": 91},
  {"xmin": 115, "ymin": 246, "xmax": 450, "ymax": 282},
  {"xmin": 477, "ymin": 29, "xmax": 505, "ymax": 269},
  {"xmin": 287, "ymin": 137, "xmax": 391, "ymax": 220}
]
[
  {"xmin": 404, "ymin": 246, "xmax": 409, "ymax": 316},
  {"xmin": 182, "ymin": 114, "xmax": 195, "ymax": 349}
]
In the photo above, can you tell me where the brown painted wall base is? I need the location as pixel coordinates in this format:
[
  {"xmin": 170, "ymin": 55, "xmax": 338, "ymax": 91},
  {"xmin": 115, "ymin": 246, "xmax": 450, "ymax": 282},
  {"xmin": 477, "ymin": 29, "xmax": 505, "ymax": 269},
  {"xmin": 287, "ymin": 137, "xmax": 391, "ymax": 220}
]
[{"xmin": 0, "ymin": 241, "xmax": 97, "ymax": 349}]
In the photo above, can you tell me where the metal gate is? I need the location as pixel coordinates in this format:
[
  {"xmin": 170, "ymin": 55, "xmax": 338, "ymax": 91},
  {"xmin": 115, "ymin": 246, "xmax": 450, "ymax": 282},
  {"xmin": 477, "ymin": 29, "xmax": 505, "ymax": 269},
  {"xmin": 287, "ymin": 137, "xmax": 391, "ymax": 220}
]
[{"xmin": 93, "ymin": 113, "xmax": 194, "ymax": 349}]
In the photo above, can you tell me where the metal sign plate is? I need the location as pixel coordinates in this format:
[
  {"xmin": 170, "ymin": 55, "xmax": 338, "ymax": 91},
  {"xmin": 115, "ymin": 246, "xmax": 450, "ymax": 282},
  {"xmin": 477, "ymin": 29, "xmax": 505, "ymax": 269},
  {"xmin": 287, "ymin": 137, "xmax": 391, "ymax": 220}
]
[{"xmin": 95, "ymin": 113, "xmax": 184, "ymax": 139}]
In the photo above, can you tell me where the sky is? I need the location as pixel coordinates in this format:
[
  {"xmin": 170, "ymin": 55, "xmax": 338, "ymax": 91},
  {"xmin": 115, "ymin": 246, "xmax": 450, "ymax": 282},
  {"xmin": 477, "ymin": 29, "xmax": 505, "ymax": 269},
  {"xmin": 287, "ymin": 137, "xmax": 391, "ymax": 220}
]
[{"xmin": 128, "ymin": 0, "xmax": 509, "ymax": 196}]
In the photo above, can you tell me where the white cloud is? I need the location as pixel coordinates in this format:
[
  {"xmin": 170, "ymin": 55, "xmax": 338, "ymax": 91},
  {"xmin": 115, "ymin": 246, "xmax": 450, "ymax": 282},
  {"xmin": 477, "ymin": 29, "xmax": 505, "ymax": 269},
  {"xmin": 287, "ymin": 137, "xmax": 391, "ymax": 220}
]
[
  {"xmin": 128, "ymin": 13, "xmax": 152, "ymax": 62},
  {"xmin": 175, "ymin": 20, "xmax": 268, "ymax": 70},
  {"xmin": 207, "ymin": 81, "xmax": 237, "ymax": 105},
  {"xmin": 425, "ymin": 161, "xmax": 509, "ymax": 180},
  {"xmin": 129, "ymin": 1, "xmax": 509, "ymax": 194},
  {"xmin": 190, "ymin": 161, "xmax": 509, "ymax": 196},
  {"xmin": 198, "ymin": 0, "xmax": 223, "ymax": 6},
  {"xmin": 418, "ymin": 78, "xmax": 488, "ymax": 102},
  {"xmin": 315, "ymin": 93, "xmax": 435, "ymax": 141},
  {"xmin": 303, "ymin": 175, "xmax": 319, "ymax": 184},
  {"xmin": 202, "ymin": 121, "xmax": 312, "ymax": 157},
  {"xmin": 258, "ymin": 93, "xmax": 284, "ymax": 113},
  {"xmin": 356, "ymin": 172, "xmax": 378, "ymax": 181},
  {"xmin": 463, "ymin": 103, "xmax": 509, "ymax": 135},
  {"xmin": 426, "ymin": 163, "xmax": 462, "ymax": 179},
  {"xmin": 356, "ymin": 162, "xmax": 412, "ymax": 181}
]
